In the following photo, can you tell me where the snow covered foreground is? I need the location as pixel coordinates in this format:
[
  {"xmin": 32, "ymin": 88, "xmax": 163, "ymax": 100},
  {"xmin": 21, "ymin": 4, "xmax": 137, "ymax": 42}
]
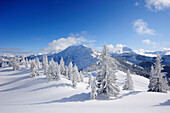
[{"xmin": 0, "ymin": 67, "xmax": 170, "ymax": 113}]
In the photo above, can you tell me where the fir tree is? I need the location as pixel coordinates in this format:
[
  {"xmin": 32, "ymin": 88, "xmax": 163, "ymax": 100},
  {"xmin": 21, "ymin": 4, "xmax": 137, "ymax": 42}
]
[
  {"xmin": 68, "ymin": 62, "xmax": 73, "ymax": 80},
  {"xmin": 43, "ymin": 55, "xmax": 48, "ymax": 75},
  {"xmin": 47, "ymin": 58, "xmax": 60, "ymax": 82},
  {"xmin": 25, "ymin": 58, "xmax": 29, "ymax": 68},
  {"xmin": 12, "ymin": 57, "xmax": 20, "ymax": 71},
  {"xmin": 88, "ymin": 73, "xmax": 93, "ymax": 88},
  {"xmin": 21, "ymin": 57, "xmax": 26, "ymax": 65},
  {"xmin": 123, "ymin": 69, "xmax": 134, "ymax": 90},
  {"xmin": 72, "ymin": 65, "xmax": 78, "ymax": 87},
  {"xmin": 91, "ymin": 78, "xmax": 98, "ymax": 99},
  {"xmin": 60, "ymin": 57, "xmax": 65, "ymax": 75},
  {"xmin": 35, "ymin": 57, "xmax": 40, "ymax": 69},
  {"xmin": 30, "ymin": 60, "xmax": 39, "ymax": 77},
  {"xmin": 148, "ymin": 54, "xmax": 168, "ymax": 93},
  {"xmin": 96, "ymin": 43, "xmax": 120, "ymax": 97},
  {"xmin": 56, "ymin": 62, "xmax": 60, "ymax": 76},
  {"xmin": 74, "ymin": 64, "xmax": 81, "ymax": 82},
  {"xmin": 80, "ymin": 71, "xmax": 84, "ymax": 82},
  {"xmin": 65, "ymin": 66, "xmax": 69, "ymax": 78},
  {"xmin": 2, "ymin": 61, "xmax": 5, "ymax": 68}
]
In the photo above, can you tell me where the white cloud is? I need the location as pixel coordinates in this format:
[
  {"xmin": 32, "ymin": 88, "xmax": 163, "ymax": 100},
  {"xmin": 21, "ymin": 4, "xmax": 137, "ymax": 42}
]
[
  {"xmin": 142, "ymin": 39, "xmax": 151, "ymax": 44},
  {"xmin": 145, "ymin": 0, "xmax": 170, "ymax": 11},
  {"xmin": 106, "ymin": 44, "xmax": 126, "ymax": 53},
  {"xmin": 134, "ymin": 49, "xmax": 157, "ymax": 57},
  {"xmin": 43, "ymin": 37, "xmax": 86, "ymax": 52},
  {"xmin": 135, "ymin": 2, "xmax": 139, "ymax": 6},
  {"xmin": 133, "ymin": 19, "xmax": 155, "ymax": 35},
  {"xmin": 163, "ymin": 48, "xmax": 170, "ymax": 50}
]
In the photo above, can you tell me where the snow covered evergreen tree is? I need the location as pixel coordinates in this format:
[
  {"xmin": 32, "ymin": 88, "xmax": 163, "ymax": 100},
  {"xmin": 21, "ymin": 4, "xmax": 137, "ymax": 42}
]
[
  {"xmin": 12, "ymin": 57, "xmax": 20, "ymax": 71},
  {"xmin": 21, "ymin": 57, "xmax": 26, "ymax": 65},
  {"xmin": 47, "ymin": 58, "xmax": 60, "ymax": 82},
  {"xmin": 56, "ymin": 62, "xmax": 60, "ymax": 77},
  {"xmin": 1, "ymin": 61, "xmax": 5, "ymax": 68},
  {"xmin": 148, "ymin": 54, "xmax": 168, "ymax": 93},
  {"xmin": 68, "ymin": 62, "xmax": 73, "ymax": 80},
  {"xmin": 91, "ymin": 78, "xmax": 98, "ymax": 99},
  {"xmin": 72, "ymin": 65, "xmax": 78, "ymax": 87},
  {"xmin": 96, "ymin": 43, "xmax": 120, "ymax": 97},
  {"xmin": 65, "ymin": 66, "xmax": 69, "ymax": 78},
  {"xmin": 74, "ymin": 64, "xmax": 81, "ymax": 82},
  {"xmin": 88, "ymin": 73, "xmax": 93, "ymax": 88},
  {"xmin": 60, "ymin": 57, "xmax": 65, "ymax": 75},
  {"xmin": 35, "ymin": 57, "xmax": 40, "ymax": 69},
  {"xmin": 30, "ymin": 60, "xmax": 39, "ymax": 78},
  {"xmin": 123, "ymin": 69, "xmax": 134, "ymax": 90},
  {"xmin": 80, "ymin": 71, "xmax": 84, "ymax": 82},
  {"xmin": 42, "ymin": 55, "xmax": 48, "ymax": 75},
  {"xmin": 25, "ymin": 58, "xmax": 29, "ymax": 68}
]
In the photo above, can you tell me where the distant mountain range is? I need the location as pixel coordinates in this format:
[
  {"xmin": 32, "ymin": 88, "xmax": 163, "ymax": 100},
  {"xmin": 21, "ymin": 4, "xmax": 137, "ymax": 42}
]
[{"xmin": 1, "ymin": 44, "xmax": 170, "ymax": 79}]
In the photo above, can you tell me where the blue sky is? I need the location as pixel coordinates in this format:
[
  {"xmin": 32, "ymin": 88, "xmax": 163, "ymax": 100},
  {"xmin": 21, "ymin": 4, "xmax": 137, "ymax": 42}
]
[{"xmin": 0, "ymin": 0, "xmax": 170, "ymax": 55}]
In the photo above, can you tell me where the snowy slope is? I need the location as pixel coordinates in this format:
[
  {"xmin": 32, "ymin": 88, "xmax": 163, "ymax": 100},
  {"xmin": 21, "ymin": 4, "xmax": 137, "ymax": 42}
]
[{"xmin": 0, "ymin": 66, "xmax": 170, "ymax": 113}]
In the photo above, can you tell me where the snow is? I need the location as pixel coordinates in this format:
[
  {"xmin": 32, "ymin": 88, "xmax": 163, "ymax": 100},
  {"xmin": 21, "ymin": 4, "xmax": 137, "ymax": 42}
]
[{"xmin": 0, "ymin": 66, "xmax": 170, "ymax": 113}]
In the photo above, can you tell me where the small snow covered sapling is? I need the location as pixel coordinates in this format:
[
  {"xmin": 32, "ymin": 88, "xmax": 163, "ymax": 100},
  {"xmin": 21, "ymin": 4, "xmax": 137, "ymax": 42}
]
[
  {"xmin": 88, "ymin": 73, "xmax": 92, "ymax": 88},
  {"xmin": 123, "ymin": 69, "xmax": 134, "ymax": 90},
  {"xmin": 65, "ymin": 66, "xmax": 69, "ymax": 78},
  {"xmin": 91, "ymin": 78, "xmax": 98, "ymax": 99},
  {"xmin": 80, "ymin": 71, "xmax": 84, "ymax": 82}
]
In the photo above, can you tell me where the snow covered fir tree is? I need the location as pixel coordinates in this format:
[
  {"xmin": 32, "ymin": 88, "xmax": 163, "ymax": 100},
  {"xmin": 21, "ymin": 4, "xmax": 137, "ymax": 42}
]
[
  {"xmin": 91, "ymin": 79, "xmax": 98, "ymax": 99},
  {"xmin": 30, "ymin": 60, "xmax": 39, "ymax": 78},
  {"xmin": 96, "ymin": 43, "xmax": 120, "ymax": 97},
  {"xmin": 42, "ymin": 55, "xmax": 48, "ymax": 75},
  {"xmin": 47, "ymin": 58, "xmax": 60, "ymax": 82},
  {"xmin": 123, "ymin": 69, "xmax": 134, "ymax": 90},
  {"xmin": 12, "ymin": 57, "xmax": 20, "ymax": 71},
  {"xmin": 148, "ymin": 54, "xmax": 169, "ymax": 93}
]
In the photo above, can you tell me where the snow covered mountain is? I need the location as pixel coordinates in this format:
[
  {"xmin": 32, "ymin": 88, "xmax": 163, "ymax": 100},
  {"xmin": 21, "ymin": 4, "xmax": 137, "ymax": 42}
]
[
  {"xmin": 28, "ymin": 45, "xmax": 100, "ymax": 70},
  {"xmin": 48, "ymin": 45, "xmax": 100, "ymax": 69}
]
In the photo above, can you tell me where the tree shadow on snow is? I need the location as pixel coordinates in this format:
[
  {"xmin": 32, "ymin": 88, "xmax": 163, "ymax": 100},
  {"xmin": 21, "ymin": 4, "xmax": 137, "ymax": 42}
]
[
  {"xmin": 29, "ymin": 83, "xmax": 72, "ymax": 92},
  {"xmin": 31, "ymin": 93, "xmax": 91, "ymax": 105},
  {"xmin": 154, "ymin": 99, "xmax": 170, "ymax": 106},
  {"xmin": 114, "ymin": 91, "xmax": 142, "ymax": 100},
  {"xmin": 0, "ymin": 77, "xmax": 46, "ymax": 92},
  {"xmin": 0, "ymin": 68, "xmax": 13, "ymax": 72},
  {"xmin": 0, "ymin": 76, "xmax": 30, "ymax": 87},
  {"xmin": 8, "ymin": 68, "xmax": 30, "ymax": 76}
]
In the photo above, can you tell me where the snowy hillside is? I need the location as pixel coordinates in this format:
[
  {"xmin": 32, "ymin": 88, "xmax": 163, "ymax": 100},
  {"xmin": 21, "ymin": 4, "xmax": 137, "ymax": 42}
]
[{"xmin": 0, "ymin": 66, "xmax": 170, "ymax": 113}]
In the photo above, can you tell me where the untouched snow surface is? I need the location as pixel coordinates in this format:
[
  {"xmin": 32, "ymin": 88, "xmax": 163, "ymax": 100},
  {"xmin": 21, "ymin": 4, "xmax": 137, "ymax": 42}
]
[{"xmin": 0, "ymin": 66, "xmax": 170, "ymax": 113}]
